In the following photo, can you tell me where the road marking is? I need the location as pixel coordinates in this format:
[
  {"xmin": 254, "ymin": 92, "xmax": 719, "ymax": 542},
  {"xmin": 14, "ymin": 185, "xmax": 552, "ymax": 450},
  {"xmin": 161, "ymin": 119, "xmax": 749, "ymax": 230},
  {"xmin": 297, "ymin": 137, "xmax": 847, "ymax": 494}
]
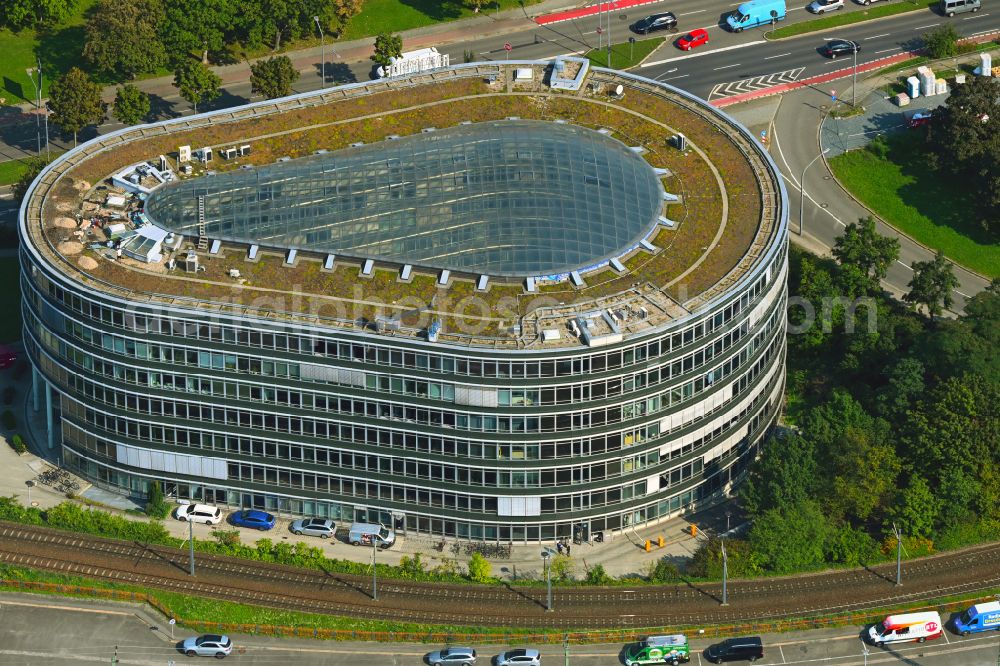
[
  {"xmin": 709, "ymin": 67, "xmax": 805, "ymax": 100},
  {"xmin": 962, "ymin": 12, "xmax": 988, "ymax": 18},
  {"xmin": 942, "ymin": 630, "xmax": 951, "ymax": 644},
  {"xmin": 863, "ymin": 33, "xmax": 890, "ymax": 40},
  {"xmin": 764, "ymin": 52, "xmax": 792, "ymax": 60},
  {"xmin": 660, "ymin": 74, "xmax": 690, "ymax": 81},
  {"xmin": 678, "ymin": 8, "xmax": 707, "ymax": 14},
  {"xmin": 896, "ymin": 260, "xmax": 914, "ymax": 271},
  {"xmin": 714, "ymin": 63, "xmax": 741, "ymax": 70},
  {"xmin": 875, "ymin": 47, "xmax": 902, "ymax": 54},
  {"xmin": 0, "ymin": 599, "xmax": 132, "ymax": 616},
  {"xmin": 779, "ymin": 644, "xmax": 788, "ymax": 663},
  {"xmin": 642, "ymin": 40, "xmax": 766, "ymax": 67},
  {"xmin": 955, "ymin": 289, "xmax": 970, "ymax": 297},
  {"xmin": 913, "ymin": 23, "xmax": 940, "ymax": 29}
]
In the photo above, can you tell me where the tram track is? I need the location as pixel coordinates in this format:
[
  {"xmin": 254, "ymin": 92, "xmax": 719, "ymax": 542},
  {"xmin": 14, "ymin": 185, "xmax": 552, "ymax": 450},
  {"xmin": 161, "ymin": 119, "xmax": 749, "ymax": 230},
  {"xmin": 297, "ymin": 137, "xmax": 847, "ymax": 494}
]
[{"xmin": 2, "ymin": 522, "xmax": 999, "ymax": 628}]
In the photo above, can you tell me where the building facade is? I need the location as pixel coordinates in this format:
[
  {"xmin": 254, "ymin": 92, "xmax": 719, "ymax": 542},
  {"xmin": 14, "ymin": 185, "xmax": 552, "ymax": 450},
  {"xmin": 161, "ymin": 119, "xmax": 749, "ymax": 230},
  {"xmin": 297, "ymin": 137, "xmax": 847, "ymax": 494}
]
[{"xmin": 20, "ymin": 62, "xmax": 787, "ymax": 541}]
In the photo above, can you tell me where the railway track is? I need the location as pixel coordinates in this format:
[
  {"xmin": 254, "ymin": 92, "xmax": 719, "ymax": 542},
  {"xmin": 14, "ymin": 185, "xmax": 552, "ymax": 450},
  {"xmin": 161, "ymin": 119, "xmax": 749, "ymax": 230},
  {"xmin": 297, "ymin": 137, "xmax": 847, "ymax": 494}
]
[{"xmin": 2, "ymin": 522, "xmax": 999, "ymax": 628}]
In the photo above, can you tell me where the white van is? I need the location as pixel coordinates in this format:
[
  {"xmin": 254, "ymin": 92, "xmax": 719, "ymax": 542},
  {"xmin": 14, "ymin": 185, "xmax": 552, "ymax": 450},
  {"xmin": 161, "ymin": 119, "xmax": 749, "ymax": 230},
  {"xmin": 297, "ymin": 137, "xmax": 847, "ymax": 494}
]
[
  {"xmin": 868, "ymin": 611, "xmax": 943, "ymax": 646},
  {"xmin": 348, "ymin": 522, "xmax": 396, "ymax": 547},
  {"xmin": 940, "ymin": 0, "xmax": 981, "ymax": 16}
]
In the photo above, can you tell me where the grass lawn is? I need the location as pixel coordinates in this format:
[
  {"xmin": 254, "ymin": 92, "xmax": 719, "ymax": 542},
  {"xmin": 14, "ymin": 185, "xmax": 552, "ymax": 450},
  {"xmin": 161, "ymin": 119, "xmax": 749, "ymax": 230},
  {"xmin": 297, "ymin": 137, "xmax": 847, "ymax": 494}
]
[
  {"xmin": 0, "ymin": 0, "xmax": 98, "ymax": 103},
  {"xmin": 0, "ymin": 258, "xmax": 22, "ymax": 344},
  {"xmin": 829, "ymin": 134, "xmax": 999, "ymax": 278},
  {"xmin": 769, "ymin": 1, "xmax": 935, "ymax": 39},
  {"xmin": 0, "ymin": 159, "xmax": 31, "ymax": 187},
  {"xmin": 585, "ymin": 37, "xmax": 663, "ymax": 70},
  {"xmin": 339, "ymin": 0, "xmax": 543, "ymax": 42}
]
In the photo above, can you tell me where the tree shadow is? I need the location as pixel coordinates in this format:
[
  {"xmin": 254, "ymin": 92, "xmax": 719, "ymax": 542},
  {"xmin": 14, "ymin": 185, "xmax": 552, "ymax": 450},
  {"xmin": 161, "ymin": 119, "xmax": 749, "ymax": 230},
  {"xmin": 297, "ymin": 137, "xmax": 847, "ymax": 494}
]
[
  {"xmin": 0, "ymin": 108, "xmax": 44, "ymax": 154},
  {"xmin": 35, "ymin": 25, "xmax": 92, "ymax": 85},
  {"xmin": 147, "ymin": 93, "xmax": 181, "ymax": 121},
  {"xmin": 318, "ymin": 62, "xmax": 358, "ymax": 86},
  {"xmin": 397, "ymin": 0, "xmax": 465, "ymax": 22},
  {"xmin": 201, "ymin": 88, "xmax": 249, "ymax": 113}
]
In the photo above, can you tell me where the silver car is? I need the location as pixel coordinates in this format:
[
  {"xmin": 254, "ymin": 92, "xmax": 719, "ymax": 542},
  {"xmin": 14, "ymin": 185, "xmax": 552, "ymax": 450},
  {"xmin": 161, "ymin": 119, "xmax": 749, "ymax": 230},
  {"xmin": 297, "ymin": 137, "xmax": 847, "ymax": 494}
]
[
  {"xmin": 290, "ymin": 517, "xmax": 336, "ymax": 538},
  {"xmin": 428, "ymin": 647, "xmax": 478, "ymax": 666},
  {"xmin": 180, "ymin": 634, "xmax": 232, "ymax": 658},
  {"xmin": 807, "ymin": 0, "xmax": 843, "ymax": 11},
  {"xmin": 496, "ymin": 648, "xmax": 541, "ymax": 666}
]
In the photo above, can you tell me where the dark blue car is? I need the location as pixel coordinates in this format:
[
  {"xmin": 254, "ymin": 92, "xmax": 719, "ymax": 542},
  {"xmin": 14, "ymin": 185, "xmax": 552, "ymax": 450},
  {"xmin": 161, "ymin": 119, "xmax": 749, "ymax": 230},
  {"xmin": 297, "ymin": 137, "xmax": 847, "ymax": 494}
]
[{"xmin": 230, "ymin": 509, "xmax": 276, "ymax": 530}]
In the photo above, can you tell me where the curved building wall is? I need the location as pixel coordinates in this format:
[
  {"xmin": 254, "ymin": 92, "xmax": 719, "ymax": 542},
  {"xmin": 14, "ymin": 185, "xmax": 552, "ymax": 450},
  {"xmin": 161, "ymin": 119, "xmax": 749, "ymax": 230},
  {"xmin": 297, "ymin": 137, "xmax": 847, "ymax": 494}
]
[{"xmin": 19, "ymin": 64, "xmax": 788, "ymax": 541}]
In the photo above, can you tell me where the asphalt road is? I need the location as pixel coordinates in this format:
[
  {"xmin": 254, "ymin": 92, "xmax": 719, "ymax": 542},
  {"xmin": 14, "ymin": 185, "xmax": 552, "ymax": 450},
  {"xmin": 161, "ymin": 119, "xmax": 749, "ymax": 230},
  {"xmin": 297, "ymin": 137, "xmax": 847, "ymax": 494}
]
[{"xmin": 2, "ymin": 593, "xmax": 1000, "ymax": 665}]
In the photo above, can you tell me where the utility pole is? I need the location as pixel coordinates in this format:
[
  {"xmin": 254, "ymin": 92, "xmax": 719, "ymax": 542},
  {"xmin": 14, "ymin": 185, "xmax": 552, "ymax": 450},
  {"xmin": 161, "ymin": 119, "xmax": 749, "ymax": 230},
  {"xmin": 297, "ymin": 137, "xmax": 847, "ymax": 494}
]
[
  {"xmin": 892, "ymin": 523, "xmax": 903, "ymax": 586},
  {"xmin": 25, "ymin": 65, "xmax": 41, "ymax": 155},
  {"xmin": 371, "ymin": 536, "xmax": 378, "ymax": 601},
  {"xmin": 852, "ymin": 42, "xmax": 858, "ymax": 107},
  {"xmin": 720, "ymin": 539, "xmax": 729, "ymax": 606},
  {"xmin": 313, "ymin": 16, "xmax": 325, "ymax": 87},
  {"xmin": 563, "ymin": 633, "xmax": 569, "ymax": 666},
  {"xmin": 188, "ymin": 518, "xmax": 195, "ymax": 576},
  {"xmin": 606, "ymin": 1, "xmax": 612, "ymax": 68},
  {"xmin": 541, "ymin": 549, "xmax": 553, "ymax": 612}
]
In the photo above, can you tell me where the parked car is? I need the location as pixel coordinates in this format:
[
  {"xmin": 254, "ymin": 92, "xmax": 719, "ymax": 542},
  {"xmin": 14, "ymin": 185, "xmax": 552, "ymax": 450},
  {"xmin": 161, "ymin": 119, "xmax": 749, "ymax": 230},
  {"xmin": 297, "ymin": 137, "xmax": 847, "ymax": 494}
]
[
  {"xmin": 821, "ymin": 39, "xmax": 860, "ymax": 58},
  {"xmin": 626, "ymin": 635, "xmax": 690, "ymax": 665},
  {"xmin": 290, "ymin": 517, "xmax": 337, "ymax": 538},
  {"xmin": 868, "ymin": 611, "xmax": 943, "ymax": 646},
  {"xmin": 953, "ymin": 601, "xmax": 1000, "ymax": 635},
  {"xmin": 496, "ymin": 648, "xmax": 541, "ymax": 666},
  {"xmin": 905, "ymin": 110, "xmax": 933, "ymax": 128},
  {"xmin": 630, "ymin": 12, "xmax": 678, "ymax": 34},
  {"xmin": 807, "ymin": 0, "xmax": 844, "ymax": 12},
  {"xmin": 703, "ymin": 636, "xmax": 764, "ymax": 663},
  {"xmin": 180, "ymin": 634, "xmax": 233, "ymax": 658},
  {"xmin": 677, "ymin": 29, "xmax": 710, "ymax": 50},
  {"xmin": 427, "ymin": 647, "xmax": 477, "ymax": 666},
  {"xmin": 175, "ymin": 503, "xmax": 223, "ymax": 525},
  {"xmin": 229, "ymin": 509, "xmax": 276, "ymax": 530}
]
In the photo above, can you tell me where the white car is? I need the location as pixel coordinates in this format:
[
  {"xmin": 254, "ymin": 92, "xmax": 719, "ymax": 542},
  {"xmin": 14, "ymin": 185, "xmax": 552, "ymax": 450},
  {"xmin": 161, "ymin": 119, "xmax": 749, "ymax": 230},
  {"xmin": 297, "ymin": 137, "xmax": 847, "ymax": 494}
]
[
  {"xmin": 180, "ymin": 634, "xmax": 232, "ymax": 658},
  {"xmin": 496, "ymin": 649, "xmax": 541, "ymax": 666},
  {"xmin": 807, "ymin": 0, "xmax": 843, "ymax": 12},
  {"xmin": 175, "ymin": 503, "xmax": 223, "ymax": 525}
]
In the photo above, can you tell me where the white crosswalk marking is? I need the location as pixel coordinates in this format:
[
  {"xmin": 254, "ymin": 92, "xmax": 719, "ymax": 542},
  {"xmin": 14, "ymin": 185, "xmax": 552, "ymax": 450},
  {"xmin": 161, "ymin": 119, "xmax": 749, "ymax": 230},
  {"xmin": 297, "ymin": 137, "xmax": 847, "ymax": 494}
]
[{"xmin": 708, "ymin": 67, "xmax": 806, "ymax": 101}]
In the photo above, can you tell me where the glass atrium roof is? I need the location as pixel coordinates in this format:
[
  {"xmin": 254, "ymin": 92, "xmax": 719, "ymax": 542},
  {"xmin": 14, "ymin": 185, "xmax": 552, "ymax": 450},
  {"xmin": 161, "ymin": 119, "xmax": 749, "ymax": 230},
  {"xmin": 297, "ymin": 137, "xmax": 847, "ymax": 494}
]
[{"xmin": 144, "ymin": 120, "xmax": 665, "ymax": 277}]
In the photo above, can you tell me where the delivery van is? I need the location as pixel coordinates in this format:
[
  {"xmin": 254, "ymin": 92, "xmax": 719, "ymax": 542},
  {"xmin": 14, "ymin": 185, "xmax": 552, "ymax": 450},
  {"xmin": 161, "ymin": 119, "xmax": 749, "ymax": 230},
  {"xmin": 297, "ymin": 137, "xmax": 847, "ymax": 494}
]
[
  {"xmin": 868, "ymin": 611, "xmax": 943, "ymax": 646},
  {"xmin": 726, "ymin": 0, "xmax": 787, "ymax": 31},
  {"xmin": 953, "ymin": 601, "xmax": 1000, "ymax": 636},
  {"xmin": 625, "ymin": 635, "xmax": 690, "ymax": 665},
  {"xmin": 348, "ymin": 522, "xmax": 396, "ymax": 547}
]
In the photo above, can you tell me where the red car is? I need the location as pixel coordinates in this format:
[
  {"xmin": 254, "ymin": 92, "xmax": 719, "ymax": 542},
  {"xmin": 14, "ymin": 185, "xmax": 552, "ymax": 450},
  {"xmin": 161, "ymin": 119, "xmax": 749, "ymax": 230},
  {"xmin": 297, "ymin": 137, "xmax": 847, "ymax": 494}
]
[{"xmin": 677, "ymin": 29, "xmax": 709, "ymax": 51}]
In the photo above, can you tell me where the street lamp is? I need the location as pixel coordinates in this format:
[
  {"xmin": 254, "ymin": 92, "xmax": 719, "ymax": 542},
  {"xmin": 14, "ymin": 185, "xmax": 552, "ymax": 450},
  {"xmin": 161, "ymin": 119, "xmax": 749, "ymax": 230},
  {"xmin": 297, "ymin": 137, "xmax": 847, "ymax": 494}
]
[
  {"xmin": 313, "ymin": 16, "xmax": 325, "ymax": 87},
  {"xmin": 25, "ymin": 480, "xmax": 35, "ymax": 506},
  {"xmin": 25, "ymin": 65, "xmax": 41, "ymax": 155},
  {"xmin": 541, "ymin": 549, "xmax": 553, "ymax": 612},
  {"xmin": 371, "ymin": 534, "xmax": 379, "ymax": 601},
  {"xmin": 720, "ymin": 539, "xmax": 729, "ymax": 606},
  {"xmin": 798, "ymin": 148, "xmax": 830, "ymax": 236},
  {"xmin": 830, "ymin": 37, "xmax": 860, "ymax": 106}
]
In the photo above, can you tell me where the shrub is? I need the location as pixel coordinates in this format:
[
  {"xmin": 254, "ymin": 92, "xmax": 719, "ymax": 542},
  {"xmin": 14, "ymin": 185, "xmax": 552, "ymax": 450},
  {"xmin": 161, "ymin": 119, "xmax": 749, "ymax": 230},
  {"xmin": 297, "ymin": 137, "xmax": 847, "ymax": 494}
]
[
  {"xmin": 549, "ymin": 554, "xmax": 574, "ymax": 581},
  {"xmin": 144, "ymin": 481, "xmax": 169, "ymax": 519},
  {"xmin": 1, "ymin": 410, "xmax": 15, "ymax": 430},
  {"xmin": 867, "ymin": 134, "xmax": 890, "ymax": 160},
  {"xmin": 211, "ymin": 529, "xmax": 241, "ymax": 547},
  {"xmin": 398, "ymin": 553, "xmax": 426, "ymax": 577},
  {"xmin": 467, "ymin": 552, "xmax": 492, "ymax": 582},
  {"xmin": 0, "ymin": 496, "xmax": 44, "ymax": 524},
  {"xmin": 647, "ymin": 557, "xmax": 680, "ymax": 583},
  {"xmin": 9, "ymin": 433, "xmax": 26, "ymax": 454},
  {"xmin": 923, "ymin": 24, "xmax": 960, "ymax": 59},
  {"xmin": 584, "ymin": 563, "xmax": 613, "ymax": 585}
]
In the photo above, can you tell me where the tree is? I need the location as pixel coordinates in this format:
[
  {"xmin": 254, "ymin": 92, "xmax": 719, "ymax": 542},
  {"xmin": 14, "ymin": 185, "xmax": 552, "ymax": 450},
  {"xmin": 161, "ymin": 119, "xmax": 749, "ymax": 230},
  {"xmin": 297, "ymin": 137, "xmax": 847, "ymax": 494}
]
[
  {"xmin": 161, "ymin": 0, "xmax": 237, "ymax": 65},
  {"xmin": 467, "ymin": 552, "xmax": 492, "ymax": 582},
  {"xmin": 173, "ymin": 61, "xmax": 222, "ymax": 113},
  {"xmin": 584, "ymin": 563, "xmax": 613, "ymax": 585},
  {"xmin": 331, "ymin": 0, "xmax": 364, "ymax": 33},
  {"xmin": 875, "ymin": 357, "xmax": 925, "ymax": 421},
  {"xmin": 905, "ymin": 251, "xmax": 960, "ymax": 319},
  {"xmin": 0, "ymin": 0, "xmax": 77, "ymax": 30},
  {"xmin": 12, "ymin": 157, "xmax": 51, "ymax": 204},
  {"xmin": 84, "ymin": 0, "xmax": 166, "ymax": 78},
  {"xmin": 741, "ymin": 431, "xmax": 818, "ymax": 519},
  {"xmin": 923, "ymin": 24, "xmax": 960, "ymax": 59},
  {"xmin": 371, "ymin": 32, "xmax": 403, "ymax": 68},
  {"xmin": 250, "ymin": 55, "xmax": 300, "ymax": 99},
  {"xmin": 891, "ymin": 474, "xmax": 937, "ymax": 539},
  {"xmin": 930, "ymin": 76, "xmax": 1000, "ymax": 233},
  {"xmin": 47, "ymin": 67, "xmax": 105, "ymax": 146},
  {"xmin": 749, "ymin": 499, "xmax": 832, "ymax": 574},
  {"xmin": 112, "ymin": 84, "xmax": 151, "ymax": 125},
  {"xmin": 144, "ymin": 481, "xmax": 169, "ymax": 518},
  {"xmin": 832, "ymin": 217, "xmax": 900, "ymax": 296}
]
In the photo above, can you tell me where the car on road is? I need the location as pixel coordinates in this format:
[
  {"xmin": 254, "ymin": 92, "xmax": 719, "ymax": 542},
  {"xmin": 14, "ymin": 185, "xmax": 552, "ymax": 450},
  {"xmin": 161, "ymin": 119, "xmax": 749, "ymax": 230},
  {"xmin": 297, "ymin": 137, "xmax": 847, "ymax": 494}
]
[
  {"xmin": 290, "ymin": 517, "xmax": 337, "ymax": 538},
  {"xmin": 229, "ymin": 509, "xmax": 276, "ymax": 530},
  {"xmin": 703, "ymin": 636, "xmax": 764, "ymax": 663},
  {"xmin": 821, "ymin": 39, "xmax": 860, "ymax": 58},
  {"xmin": 495, "ymin": 648, "xmax": 541, "ymax": 666},
  {"xmin": 630, "ymin": 12, "xmax": 678, "ymax": 34},
  {"xmin": 180, "ymin": 634, "xmax": 233, "ymax": 658},
  {"xmin": 855, "ymin": 0, "xmax": 889, "ymax": 4},
  {"xmin": 807, "ymin": 0, "xmax": 844, "ymax": 12},
  {"xmin": 427, "ymin": 647, "xmax": 477, "ymax": 666},
  {"xmin": 175, "ymin": 503, "xmax": 223, "ymax": 525},
  {"xmin": 676, "ymin": 29, "xmax": 710, "ymax": 51}
]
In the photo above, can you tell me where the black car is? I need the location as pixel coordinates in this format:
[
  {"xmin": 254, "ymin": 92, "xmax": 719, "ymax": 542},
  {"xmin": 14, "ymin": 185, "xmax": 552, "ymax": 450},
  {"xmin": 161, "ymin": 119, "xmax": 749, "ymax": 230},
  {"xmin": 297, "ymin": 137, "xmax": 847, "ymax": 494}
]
[
  {"xmin": 821, "ymin": 39, "xmax": 860, "ymax": 58},
  {"xmin": 703, "ymin": 636, "xmax": 764, "ymax": 663},
  {"xmin": 630, "ymin": 12, "xmax": 677, "ymax": 34}
]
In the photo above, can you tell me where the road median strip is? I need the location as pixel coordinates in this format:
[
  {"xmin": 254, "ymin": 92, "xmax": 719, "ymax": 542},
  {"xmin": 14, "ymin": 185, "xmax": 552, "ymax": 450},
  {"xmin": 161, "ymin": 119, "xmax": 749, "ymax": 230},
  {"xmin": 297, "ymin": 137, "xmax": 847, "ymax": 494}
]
[{"xmin": 767, "ymin": 1, "xmax": 937, "ymax": 40}]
